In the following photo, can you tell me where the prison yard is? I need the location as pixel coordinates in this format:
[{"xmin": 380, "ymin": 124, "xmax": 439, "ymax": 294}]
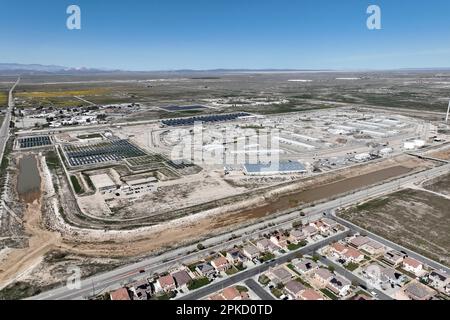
[
  {"xmin": 16, "ymin": 104, "xmax": 439, "ymax": 231},
  {"xmin": 1, "ymin": 70, "xmax": 450, "ymax": 298}
]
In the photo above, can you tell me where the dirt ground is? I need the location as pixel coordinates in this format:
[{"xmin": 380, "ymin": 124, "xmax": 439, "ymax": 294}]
[
  {"xmin": 0, "ymin": 160, "xmax": 62, "ymax": 289},
  {"xmin": 423, "ymin": 173, "xmax": 450, "ymax": 197},
  {"xmin": 429, "ymin": 146, "xmax": 450, "ymax": 161},
  {"xmin": 339, "ymin": 188, "xmax": 450, "ymax": 267}
]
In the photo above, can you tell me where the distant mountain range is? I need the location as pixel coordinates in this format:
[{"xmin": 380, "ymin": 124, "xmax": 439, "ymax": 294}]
[
  {"xmin": 1, "ymin": 63, "xmax": 449, "ymax": 75},
  {"xmin": 0, "ymin": 63, "xmax": 119, "ymax": 74},
  {"xmin": 0, "ymin": 63, "xmax": 326, "ymax": 74}
]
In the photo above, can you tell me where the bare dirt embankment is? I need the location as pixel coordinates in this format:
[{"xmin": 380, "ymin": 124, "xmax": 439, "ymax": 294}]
[
  {"xmin": 430, "ymin": 146, "xmax": 450, "ymax": 161},
  {"xmin": 0, "ymin": 156, "xmax": 61, "ymax": 289}
]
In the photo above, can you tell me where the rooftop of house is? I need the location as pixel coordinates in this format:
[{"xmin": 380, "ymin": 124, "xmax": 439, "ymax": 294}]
[
  {"xmin": 172, "ymin": 270, "xmax": 192, "ymax": 287},
  {"xmin": 380, "ymin": 267, "xmax": 402, "ymax": 282},
  {"xmin": 222, "ymin": 286, "xmax": 241, "ymax": 300},
  {"xmin": 300, "ymin": 289, "xmax": 323, "ymax": 300},
  {"xmin": 321, "ymin": 218, "xmax": 337, "ymax": 227},
  {"xmin": 196, "ymin": 262, "xmax": 215, "ymax": 273},
  {"xmin": 329, "ymin": 275, "xmax": 351, "ymax": 289},
  {"xmin": 243, "ymin": 244, "xmax": 260, "ymax": 255},
  {"xmin": 405, "ymin": 282, "xmax": 435, "ymax": 300},
  {"xmin": 312, "ymin": 220, "xmax": 325, "ymax": 228},
  {"xmin": 349, "ymin": 236, "xmax": 370, "ymax": 247},
  {"xmin": 344, "ymin": 247, "xmax": 363, "ymax": 259},
  {"xmin": 270, "ymin": 266, "xmax": 292, "ymax": 281},
  {"xmin": 257, "ymin": 238, "xmax": 274, "ymax": 248},
  {"xmin": 430, "ymin": 270, "xmax": 449, "ymax": 282},
  {"xmin": 158, "ymin": 274, "xmax": 175, "ymax": 288},
  {"xmin": 285, "ymin": 280, "xmax": 306, "ymax": 295},
  {"xmin": 403, "ymin": 257, "xmax": 422, "ymax": 268},
  {"xmin": 110, "ymin": 287, "xmax": 130, "ymax": 300},
  {"xmin": 212, "ymin": 256, "xmax": 229, "ymax": 267},
  {"xmin": 314, "ymin": 268, "xmax": 333, "ymax": 281},
  {"xmin": 384, "ymin": 250, "xmax": 404, "ymax": 261},
  {"xmin": 289, "ymin": 229, "xmax": 305, "ymax": 238},
  {"xmin": 364, "ymin": 240, "xmax": 383, "ymax": 250},
  {"xmin": 330, "ymin": 242, "xmax": 347, "ymax": 253},
  {"xmin": 302, "ymin": 225, "xmax": 318, "ymax": 234},
  {"xmin": 208, "ymin": 293, "xmax": 225, "ymax": 300},
  {"xmin": 294, "ymin": 258, "xmax": 317, "ymax": 272},
  {"xmin": 227, "ymin": 248, "xmax": 245, "ymax": 258}
]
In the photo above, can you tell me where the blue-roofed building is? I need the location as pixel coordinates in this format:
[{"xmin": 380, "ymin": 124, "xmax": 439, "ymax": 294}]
[{"xmin": 243, "ymin": 161, "xmax": 306, "ymax": 175}]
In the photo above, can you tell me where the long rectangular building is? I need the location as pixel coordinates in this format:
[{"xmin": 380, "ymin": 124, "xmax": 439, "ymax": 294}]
[{"xmin": 243, "ymin": 161, "xmax": 306, "ymax": 175}]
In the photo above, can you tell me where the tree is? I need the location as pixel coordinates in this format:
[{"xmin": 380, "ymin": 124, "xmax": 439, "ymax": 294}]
[
  {"xmin": 292, "ymin": 221, "xmax": 302, "ymax": 229},
  {"xmin": 197, "ymin": 243, "xmax": 205, "ymax": 250},
  {"xmin": 276, "ymin": 282, "xmax": 284, "ymax": 290}
]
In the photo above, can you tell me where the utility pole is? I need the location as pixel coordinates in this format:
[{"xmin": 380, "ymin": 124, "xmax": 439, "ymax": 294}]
[
  {"xmin": 446, "ymin": 99, "xmax": 450, "ymax": 123},
  {"xmin": 91, "ymin": 279, "xmax": 95, "ymax": 298}
]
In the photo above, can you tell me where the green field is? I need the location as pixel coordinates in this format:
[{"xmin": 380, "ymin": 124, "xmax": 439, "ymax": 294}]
[
  {"xmin": 70, "ymin": 175, "xmax": 84, "ymax": 194},
  {"xmin": 187, "ymin": 277, "xmax": 210, "ymax": 290},
  {"xmin": 0, "ymin": 92, "xmax": 7, "ymax": 106}
]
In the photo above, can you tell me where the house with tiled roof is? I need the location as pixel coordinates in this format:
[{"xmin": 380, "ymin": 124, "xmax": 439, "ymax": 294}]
[{"xmin": 110, "ymin": 287, "xmax": 131, "ymax": 300}]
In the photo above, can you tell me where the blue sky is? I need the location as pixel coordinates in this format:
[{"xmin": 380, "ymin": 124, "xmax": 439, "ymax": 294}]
[{"xmin": 1, "ymin": 0, "xmax": 450, "ymax": 70}]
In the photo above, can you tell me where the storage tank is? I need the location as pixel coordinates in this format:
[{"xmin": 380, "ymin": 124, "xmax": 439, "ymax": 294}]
[
  {"xmin": 355, "ymin": 153, "xmax": 371, "ymax": 161},
  {"xmin": 413, "ymin": 139, "xmax": 425, "ymax": 148},
  {"xmin": 380, "ymin": 147, "xmax": 393, "ymax": 155},
  {"xmin": 403, "ymin": 142, "xmax": 416, "ymax": 150}
]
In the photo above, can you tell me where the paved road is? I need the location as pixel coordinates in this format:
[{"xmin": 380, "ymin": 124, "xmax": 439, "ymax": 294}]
[
  {"xmin": 317, "ymin": 256, "xmax": 392, "ymax": 300},
  {"xmin": 29, "ymin": 161, "xmax": 450, "ymax": 300},
  {"xmin": 0, "ymin": 77, "xmax": 19, "ymax": 162},
  {"xmin": 244, "ymin": 279, "xmax": 274, "ymax": 300},
  {"xmin": 179, "ymin": 231, "xmax": 351, "ymax": 300}
]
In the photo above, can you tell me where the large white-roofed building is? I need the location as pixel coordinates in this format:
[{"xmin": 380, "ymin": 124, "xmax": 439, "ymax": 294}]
[{"xmin": 243, "ymin": 161, "xmax": 306, "ymax": 175}]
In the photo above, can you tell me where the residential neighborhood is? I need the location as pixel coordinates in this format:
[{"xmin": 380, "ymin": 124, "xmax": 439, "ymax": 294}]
[{"xmin": 92, "ymin": 216, "xmax": 449, "ymax": 301}]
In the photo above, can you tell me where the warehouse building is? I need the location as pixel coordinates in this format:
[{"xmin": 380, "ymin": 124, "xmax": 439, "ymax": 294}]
[
  {"xmin": 243, "ymin": 161, "xmax": 306, "ymax": 175},
  {"xmin": 90, "ymin": 173, "xmax": 117, "ymax": 194}
]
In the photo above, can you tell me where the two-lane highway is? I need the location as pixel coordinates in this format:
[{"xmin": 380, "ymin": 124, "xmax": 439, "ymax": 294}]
[{"xmin": 0, "ymin": 77, "xmax": 19, "ymax": 162}]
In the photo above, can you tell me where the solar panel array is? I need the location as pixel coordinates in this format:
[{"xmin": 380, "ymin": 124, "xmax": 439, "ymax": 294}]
[
  {"xmin": 244, "ymin": 161, "xmax": 306, "ymax": 173},
  {"xmin": 18, "ymin": 136, "xmax": 51, "ymax": 149},
  {"xmin": 167, "ymin": 160, "xmax": 195, "ymax": 170},
  {"xmin": 64, "ymin": 139, "xmax": 146, "ymax": 167},
  {"xmin": 161, "ymin": 112, "xmax": 250, "ymax": 126}
]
